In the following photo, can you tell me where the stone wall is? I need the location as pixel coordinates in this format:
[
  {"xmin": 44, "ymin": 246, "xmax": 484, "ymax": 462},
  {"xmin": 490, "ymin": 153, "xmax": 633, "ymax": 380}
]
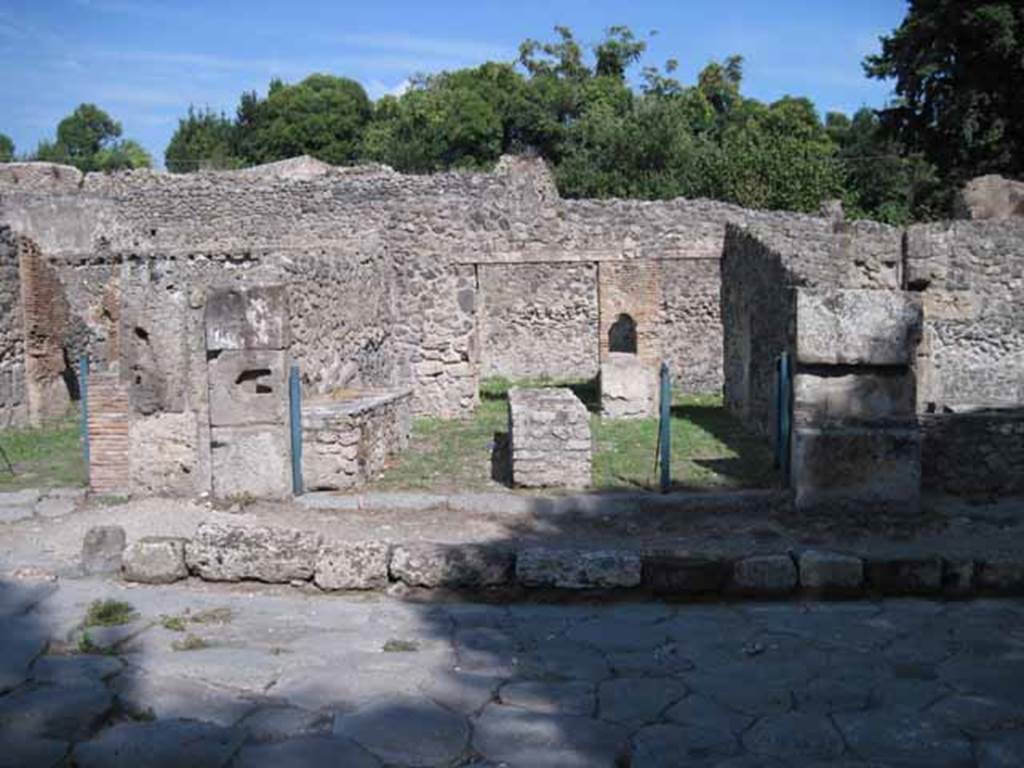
[
  {"xmin": 921, "ymin": 410, "xmax": 1024, "ymax": 495},
  {"xmin": 478, "ymin": 262, "xmax": 598, "ymax": 380},
  {"xmin": 0, "ymin": 228, "xmax": 26, "ymax": 427}
]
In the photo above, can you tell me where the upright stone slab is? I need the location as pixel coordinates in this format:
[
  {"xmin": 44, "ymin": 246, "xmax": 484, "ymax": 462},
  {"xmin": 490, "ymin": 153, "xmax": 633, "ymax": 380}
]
[
  {"xmin": 508, "ymin": 388, "xmax": 592, "ymax": 489},
  {"xmin": 600, "ymin": 352, "xmax": 657, "ymax": 419}
]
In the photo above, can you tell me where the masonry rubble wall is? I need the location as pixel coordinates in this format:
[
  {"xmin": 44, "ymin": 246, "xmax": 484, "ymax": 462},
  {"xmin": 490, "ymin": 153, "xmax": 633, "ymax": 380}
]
[{"xmin": 0, "ymin": 228, "xmax": 26, "ymax": 427}]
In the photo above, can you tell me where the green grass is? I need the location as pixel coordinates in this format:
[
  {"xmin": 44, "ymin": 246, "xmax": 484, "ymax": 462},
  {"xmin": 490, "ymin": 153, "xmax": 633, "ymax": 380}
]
[
  {"xmin": 372, "ymin": 377, "xmax": 777, "ymax": 492},
  {"xmin": 84, "ymin": 599, "xmax": 137, "ymax": 628},
  {"xmin": 0, "ymin": 416, "xmax": 86, "ymax": 490}
]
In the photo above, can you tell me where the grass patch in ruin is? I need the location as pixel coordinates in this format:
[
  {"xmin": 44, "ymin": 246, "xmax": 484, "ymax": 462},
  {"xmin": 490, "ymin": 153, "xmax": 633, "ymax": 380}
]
[
  {"xmin": 382, "ymin": 638, "xmax": 420, "ymax": 653},
  {"xmin": 371, "ymin": 378, "xmax": 776, "ymax": 492},
  {"xmin": 84, "ymin": 599, "xmax": 137, "ymax": 628},
  {"xmin": 77, "ymin": 631, "xmax": 117, "ymax": 656},
  {"xmin": 160, "ymin": 615, "xmax": 187, "ymax": 632},
  {"xmin": 189, "ymin": 606, "xmax": 234, "ymax": 624},
  {"xmin": 171, "ymin": 634, "xmax": 209, "ymax": 652},
  {"xmin": 0, "ymin": 416, "xmax": 85, "ymax": 491}
]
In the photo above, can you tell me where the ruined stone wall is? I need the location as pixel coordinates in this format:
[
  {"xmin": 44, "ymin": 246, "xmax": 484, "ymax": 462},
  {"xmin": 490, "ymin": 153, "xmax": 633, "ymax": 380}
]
[
  {"xmin": 659, "ymin": 258, "xmax": 723, "ymax": 393},
  {"xmin": 0, "ymin": 228, "xmax": 26, "ymax": 426},
  {"xmin": 478, "ymin": 262, "xmax": 598, "ymax": 381},
  {"xmin": 921, "ymin": 411, "xmax": 1024, "ymax": 495}
]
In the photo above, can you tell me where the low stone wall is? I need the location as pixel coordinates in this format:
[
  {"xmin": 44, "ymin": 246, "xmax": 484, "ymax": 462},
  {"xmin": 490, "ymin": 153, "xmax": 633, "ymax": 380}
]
[
  {"xmin": 302, "ymin": 389, "xmax": 413, "ymax": 490},
  {"xmin": 120, "ymin": 519, "xmax": 1024, "ymax": 598},
  {"xmin": 921, "ymin": 410, "xmax": 1024, "ymax": 495},
  {"xmin": 508, "ymin": 387, "xmax": 592, "ymax": 489}
]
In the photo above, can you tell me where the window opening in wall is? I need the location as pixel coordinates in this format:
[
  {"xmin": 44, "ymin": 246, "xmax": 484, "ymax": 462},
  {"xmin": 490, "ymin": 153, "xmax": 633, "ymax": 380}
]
[
  {"xmin": 609, "ymin": 313, "xmax": 637, "ymax": 354},
  {"xmin": 236, "ymin": 368, "xmax": 274, "ymax": 394}
]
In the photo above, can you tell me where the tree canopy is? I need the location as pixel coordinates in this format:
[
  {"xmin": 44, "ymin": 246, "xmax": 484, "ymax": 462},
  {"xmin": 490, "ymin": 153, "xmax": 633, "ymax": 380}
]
[
  {"xmin": 0, "ymin": 134, "xmax": 13, "ymax": 163},
  {"xmin": 33, "ymin": 104, "xmax": 151, "ymax": 172},
  {"xmin": 158, "ymin": 13, "xmax": 1022, "ymax": 222},
  {"xmin": 865, "ymin": 0, "xmax": 1024, "ymax": 197}
]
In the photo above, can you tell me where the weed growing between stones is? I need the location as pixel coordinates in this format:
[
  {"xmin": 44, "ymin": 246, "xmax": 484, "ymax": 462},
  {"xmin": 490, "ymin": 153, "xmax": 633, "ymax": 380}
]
[
  {"xmin": 171, "ymin": 633, "xmax": 208, "ymax": 652},
  {"xmin": 84, "ymin": 598, "xmax": 137, "ymax": 627},
  {"xmin": 77, "ymin": 631, "xmax": 116, "ymax": 655},
  {"xmin": 382, "ymin": 639, "xmax": 420, "ymax": 652},
  {"xmin": 189, "ymin": 606, "xmax": 233, "ymax": 624},
  {"xmin": 160, "ymin": 615, "xmax": 186, "ymax": 632}
]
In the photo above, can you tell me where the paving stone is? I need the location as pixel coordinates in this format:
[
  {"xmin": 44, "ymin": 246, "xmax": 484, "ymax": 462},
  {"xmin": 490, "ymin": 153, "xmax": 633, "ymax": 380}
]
[
  {"xmin": 642, "ymin": 552, "xmax": 731, "ymax": 594},
  {"xmin": 72, "ymin": 720, "xmax": 246, "ymax": 768},
  {"xmin": 0, "ymin": 488, "xmax": 42, "ymax": 507},
  {"xmin": 0, "ymin": 504, "xmax": 35, "ymax": 523},
  {"xmin": 563, "ymin": 616, "xmax": 668, "ymax": 652},
  {"xmin": 607, "ymin": 645, "xmax": 696, "ymax": 677},
  {"xmin": 112, "ymin": 671, "xmax": 259, "ymax": 727},
  {"xmin": 34, "ymin": 495, "xmax": 78, "ymax": 519},
  {"xmin": 420, "ymin": 671, "xmax": 500, "ymax": 715},
  {"xmin": 732, "ymin": 555, "xmax": 797, "ymax": 595},
  {"xmin": 0, "ymin": 737, "xmax": 68, "ymax": 768},
  {"xmin": 500, "ymin": 681, "xmax": 594, "ymax": 716},
  {"xmin": 866, "ymin": 556, "xmax": 942, "ymax": 593},
  {"xmin": 683, "ymin": 666, "xmax": 795, "ymax": 716},
  {"xmin": 598, "ymin": 677, "xmax": 688, "ymax": 726},
  {"xmin": 664, "ymin": 693, "xmax": 754, "ymax": 735},
  {"xmin": 743, "ymin": 712, "xmax": 845, "ymax": 761},
  {"xmin": 516, "ymin": 643, "xmax": 611, "ymax": 681},
  {"xmin": 31, "ymin": 655, "xmax": 123, "ymax": 686},
  {"xmin": 473, "ymin": 703, "xmax": 628, "ymax": 768},
  {"xmin": 834, "ymin": 710, "xmax": 974, "ymax": 767},
  {"xmin": 630, "ymin": 723, "xmax": 739, "ymax": 768},
  {"xmin": 81, "ymin": 525, "xmax": 126, "ymax": 574},
  {"xmin": 799, "ymin": 550, "xmax": 864, "ymax": 591},
  {"xmin": 186, "ymin": 522, "xmax": 321, "ymax": 583},
  {"xmin": 795, "ymin": 674, "xmax": 872, "ymax": 714},
  {"xmin": 315, "ymin": 541, "xmax": 389, "ymax": 590},
  {"xmin": 0, "ymin": 682, "xmax": 113, "ymax": 741},
  {"xmin": 333, "ymin": 694, "xmax": 469, "ymax": 766},
  {"xmin": 389, "ymin": 542, "xmax": 514, "ymax": 587},
  {"xmin": 237, "ymin": 706, "xmax": 333, "ymax": 743},
  {"xmin": 0, "ymin": 579, "xmax": 57, "ymax": 618},
  {"xmin": 929, "ymin": 694, "xmax": 1024, "ymax": 736},
  {"xmin": 122, "ymin": 537, "xmax": 188, "ymax": 584},
  {"xmin": 0, "ymin": 616, "xmax": 49, "ymax": 692},
  {"xmin": 976, "ymin": 731, "xmax": 1024, "ymax": 768},
  {"xmin": 234, "ymin": 736, "xmax": 380, "ymax": 767},
  {"xmin": 516, "ymin": 547, "xmax": 641, "ymax": 588},
  {"xmin": 977, "ymin": 559, "xmax": 1024, "ymax": 593},
  {"xmin": 874, "ymin": 678, "xmax": 950, "ymax": 711}
]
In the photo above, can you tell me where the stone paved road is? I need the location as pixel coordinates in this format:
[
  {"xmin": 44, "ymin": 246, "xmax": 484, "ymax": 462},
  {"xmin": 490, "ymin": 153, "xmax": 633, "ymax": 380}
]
[{"xmin": 2, "ymin": 577, "xmax": 1024, "ymax": 767}]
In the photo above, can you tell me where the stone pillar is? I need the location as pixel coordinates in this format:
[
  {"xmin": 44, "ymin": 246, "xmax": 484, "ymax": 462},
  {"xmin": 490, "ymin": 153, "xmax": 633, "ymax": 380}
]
[
  {"xmin": 205, "ymin": 286, "xmax": 292, "ymax": 498},
  {"xmin": 600, "ymin": 352, "xmax": 658, "ymax": 419},
  {"xmin": 791, "ymin": 289, "xmax": 923, "ymax": 514},
  {"xmin": 508, "ymin": 388, "xmax": 592, "ymax": 489}
]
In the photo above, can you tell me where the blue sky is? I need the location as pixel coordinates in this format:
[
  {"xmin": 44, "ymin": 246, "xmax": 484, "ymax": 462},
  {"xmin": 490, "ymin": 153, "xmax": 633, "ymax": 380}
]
[{"xmin": 1, "ymin": 0, "xmax": 908, "ymax": 167}]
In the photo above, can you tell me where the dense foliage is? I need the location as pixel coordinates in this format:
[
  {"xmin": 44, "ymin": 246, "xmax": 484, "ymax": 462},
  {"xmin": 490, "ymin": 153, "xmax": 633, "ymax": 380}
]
[
  {"xmin": 0, "ymin": 134, "xmax": 13, "ymax": 163},
  {"xmin": 32, "ymin": 104, "xmax": 151, "ymax": 172},
  {"xmin": 5, "ymin": 5, "xmax": 1013, "ymax": 221},
  {"xmin": 865, "ymin": 0, "xmax": 1023, "ymax": 211}
]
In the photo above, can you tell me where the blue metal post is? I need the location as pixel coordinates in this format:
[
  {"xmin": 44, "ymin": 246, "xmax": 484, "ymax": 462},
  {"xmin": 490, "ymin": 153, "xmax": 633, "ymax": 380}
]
[
  {"xmin": 289, "ymin": 365, "xmax": 303, "ymax": 496},
  {"xmin": 776, "ymin": 351, "xmax": 792, "ymax": 488},
  {"xmin": 658, "ymin": 362, "xmax": 672, "ymax": 493},
  {"xmin": 79, "ymin": 356, "xmax": 90, "ymax": 485}
]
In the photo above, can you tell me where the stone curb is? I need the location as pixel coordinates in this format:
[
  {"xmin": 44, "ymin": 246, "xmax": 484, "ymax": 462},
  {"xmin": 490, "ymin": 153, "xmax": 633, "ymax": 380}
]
[
  {"xmin": 115, "ymin": 520, "xmax": 1024, "ymax": 599},
  {"xmin": 0, "ymin": 487, "xmax": 86, "ymax": 524}
]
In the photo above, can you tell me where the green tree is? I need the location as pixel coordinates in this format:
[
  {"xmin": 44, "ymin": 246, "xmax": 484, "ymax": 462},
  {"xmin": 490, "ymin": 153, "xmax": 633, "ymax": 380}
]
[
  {"xmin": 235, "ymin": 74, "xmax": 372, "ymax": 165},
  {"xmin": 865, "ymin": 0, "xmax": 1024, "ymax": 186},
  {"xmin": 165, "ymin": 107, "xmax": 240, "ymax": 172},
  {"xmin": 33, "ymin": 104, "xmax": 150, "ymax": 171},
  {"xmin": 0, "ymin": 134, "xmax": 13, "ymax": 162}
]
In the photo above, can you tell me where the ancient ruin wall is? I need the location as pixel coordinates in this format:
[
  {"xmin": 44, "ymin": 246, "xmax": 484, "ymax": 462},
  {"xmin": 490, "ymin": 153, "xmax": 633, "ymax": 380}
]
[{"xmin": 0, "ymin": 228, "xmax": 26, "ymax": 426}]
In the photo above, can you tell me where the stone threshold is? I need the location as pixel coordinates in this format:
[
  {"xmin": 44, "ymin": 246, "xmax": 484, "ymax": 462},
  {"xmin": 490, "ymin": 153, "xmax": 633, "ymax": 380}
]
[{"xmin": 118, "ymin": 518, "xmax": 1024, "ymax": 600}]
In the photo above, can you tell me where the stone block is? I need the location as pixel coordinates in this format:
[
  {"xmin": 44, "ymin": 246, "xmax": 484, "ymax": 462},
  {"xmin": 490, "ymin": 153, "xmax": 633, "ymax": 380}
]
[
  {"xmin": 976, "ymin": 559, "xmax": 1024, "ymax": 593},
  {"xmin": 0, "ymin": 488, "xmax": 40, "ymax": 524},
  {"xmin": 795, "ymin": 289, "xmax": 922, "ymax": 366},
  {"xmin": 314, "ymin": 541, "xmax": 390, "ymax": 590},
  {"xmin": 185, "ymin": 522, "xmax": 321, "ymax": 583},
  {"xmin": 865, "ymin": 556, "xmax": 942, "ymax": 594},
  {"xmin": 208, "ymin": 350, "xmax": 288, "ymax": 427},
  {"xmin": 642, "ymin": 552, "xmax": 730, "ymax": 594},
  {"xmin": 793, "ymin": 372, "xmax": 915, "ymax": 426},
  {"xmin": 82, "ymin": 525, "xmax": 126, "ymax": 575},
  {"xmin": 389, "ymin": 543, "xmax": 514, "ymax": 588},
  {"xmin": 517, "ymin": 547, "xmax": 642, "ymax": 589},
  {"xmin": 732, "ymin": 554, "xmax": 797, "ymax": 595},
  {"xmin": 508, "ymin": 388, "xmax": 592, "ymax": 489},
  {"xmin": 955, "ymin": 174, "xmax": 1024, "ymax": 220},
  {"xmin": 123, "ymin": 537, "xmax": 188, "ymax": 584},
  {"xmin": 205, "ymin": 286, "xmax": 290, "ymax": 351},
  {"xmin": 798, "ymin": 550, "xmax": 864, "ymax": 591},
  {"xmin": 128, "ymin": 412, "xmax": 201, "ymax": 496},
  {"xmin": 600, "ymin": 353, "xmax": 658, "ymax": 419},
  {"xmin": 210, "ymin": 425, "xmax": 291, "ymax": 499},
  {"xmin": 792, "ymin": 427, "xmax": 921, "ymax": 514}
]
